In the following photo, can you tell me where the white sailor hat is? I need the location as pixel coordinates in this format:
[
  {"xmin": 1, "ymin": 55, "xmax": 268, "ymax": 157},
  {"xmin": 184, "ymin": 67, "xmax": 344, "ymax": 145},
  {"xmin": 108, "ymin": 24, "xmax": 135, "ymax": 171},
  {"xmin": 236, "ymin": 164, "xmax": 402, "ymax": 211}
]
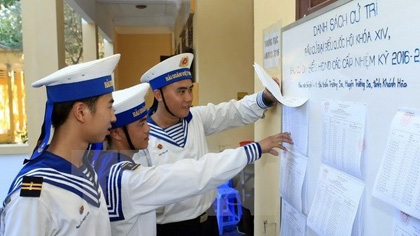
[
  {"xmin": 32, "ymin": 54, "xmax": 120, "ymax": 102},
  {"xmin": 30, "ymin": 54, "xmax": 121, "ymax": 160},
  {"xmin": 112, "ymin": 83, "xmax": 149, "ymax": 129},
  {"xmin": 140, "ymin": 53, "xmax": 193, "ymax": 90}
]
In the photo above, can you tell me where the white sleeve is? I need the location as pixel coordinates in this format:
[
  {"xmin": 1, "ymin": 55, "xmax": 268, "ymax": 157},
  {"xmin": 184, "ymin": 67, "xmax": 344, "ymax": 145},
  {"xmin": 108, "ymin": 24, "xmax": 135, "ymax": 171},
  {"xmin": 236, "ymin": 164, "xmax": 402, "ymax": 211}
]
[
  {"xmin": 193, "ymin": 91, "xmax": 271, "ymax": 136},
  {"xmin": 122, "ymin": 143, "xmax": 260, "ymax": 217},
  {"xmin": 2, "ymin": 194, "xmax": 57, "ymax": 236}
]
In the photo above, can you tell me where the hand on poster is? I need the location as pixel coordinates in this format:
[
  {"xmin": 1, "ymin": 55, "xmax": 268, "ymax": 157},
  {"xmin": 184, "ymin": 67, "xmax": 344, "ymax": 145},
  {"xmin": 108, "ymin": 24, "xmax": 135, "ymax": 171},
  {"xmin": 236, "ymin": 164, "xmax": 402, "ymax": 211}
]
[{"xmin": 254, "ymin": 62, "xmax": 308, "ymax": 107}]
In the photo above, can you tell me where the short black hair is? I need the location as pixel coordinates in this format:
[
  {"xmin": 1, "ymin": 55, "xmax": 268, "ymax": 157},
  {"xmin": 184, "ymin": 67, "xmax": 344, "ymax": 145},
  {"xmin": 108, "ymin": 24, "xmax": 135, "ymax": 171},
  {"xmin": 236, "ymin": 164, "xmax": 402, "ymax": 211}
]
[{"xmin": 51, "ymin": 96, "xmax": 99, "ymax": 128}]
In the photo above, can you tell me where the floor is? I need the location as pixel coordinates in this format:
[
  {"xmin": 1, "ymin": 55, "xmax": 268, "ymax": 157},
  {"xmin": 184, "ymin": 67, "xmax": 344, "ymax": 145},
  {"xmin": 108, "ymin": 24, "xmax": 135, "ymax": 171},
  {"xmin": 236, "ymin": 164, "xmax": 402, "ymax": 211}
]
[
  {"xmin": 220, "ymin": 164, "xmax": 255, "ymax": 236},
  {"xmin": 217, "ymin": 201, "xmax": 253, "ymax": 236},
  {"xmin": 221, "ymin": 227, "xmax": 245, "ymax": 235}
]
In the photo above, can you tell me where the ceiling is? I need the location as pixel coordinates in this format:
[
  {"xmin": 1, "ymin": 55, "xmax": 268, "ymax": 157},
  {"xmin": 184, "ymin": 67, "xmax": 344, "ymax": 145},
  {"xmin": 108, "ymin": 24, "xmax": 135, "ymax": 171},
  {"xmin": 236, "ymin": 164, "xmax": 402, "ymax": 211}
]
[{"xmin": 96, "ymin": 0, "xmax": 189, "ymax": 34}]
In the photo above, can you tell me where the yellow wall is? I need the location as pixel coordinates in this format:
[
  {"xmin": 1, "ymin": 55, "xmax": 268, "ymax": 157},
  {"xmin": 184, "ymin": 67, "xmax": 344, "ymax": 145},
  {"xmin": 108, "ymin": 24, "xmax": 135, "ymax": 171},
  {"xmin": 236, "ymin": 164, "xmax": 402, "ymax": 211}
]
[
  {"xmin": 114, "ymin": 33, "xmax": 172, "ymax": 90},
  {"xmin": 253, "ymin": 0, "xmax": 295, "ymax": 235},
  {"xmin": 114, "ymin": 33, "xmax": 172, "ymax": 107},
  {"xmin": 0, "ymin": 51, "xmax": 23, "ymax": 65},
  {"xmin": 194, "ymin": 0, "xmax": 254, "ymax": 152}
]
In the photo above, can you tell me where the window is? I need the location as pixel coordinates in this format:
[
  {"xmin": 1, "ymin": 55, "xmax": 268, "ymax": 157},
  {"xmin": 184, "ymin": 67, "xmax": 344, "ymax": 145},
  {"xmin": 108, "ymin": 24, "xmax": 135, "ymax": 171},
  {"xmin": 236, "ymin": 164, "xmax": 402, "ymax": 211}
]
[
  {"xmin": 296, "ymin": 0, "xmax": 338, "ymax": 19},
  {"xmin": 0, "ymin": 2, "xmax": 104, "ymax": 150},
  {"xmin": 0, "ymin": 60, "xmax": 27, "ymax": 144},
  {"xmin": 0, "ymin": 1, "xmax": 26, "ymax": 145}
]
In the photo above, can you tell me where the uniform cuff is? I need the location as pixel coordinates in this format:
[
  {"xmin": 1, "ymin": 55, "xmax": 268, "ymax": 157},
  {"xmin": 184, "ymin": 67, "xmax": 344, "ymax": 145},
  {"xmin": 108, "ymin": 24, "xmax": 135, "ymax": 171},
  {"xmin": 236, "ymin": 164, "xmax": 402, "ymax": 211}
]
[
  {"xmin": 256, "ymin": 91, "xmax": 273, "ymax": 109},
  {"xmin": 244, "ymin": 142, "xmax": 262, "ymax": 164}
]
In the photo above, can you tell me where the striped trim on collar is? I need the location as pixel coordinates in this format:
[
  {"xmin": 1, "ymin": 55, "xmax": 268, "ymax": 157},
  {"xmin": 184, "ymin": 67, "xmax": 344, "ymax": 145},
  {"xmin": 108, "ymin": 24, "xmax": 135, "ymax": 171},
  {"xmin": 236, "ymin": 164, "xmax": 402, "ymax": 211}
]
[
  {"xmin": 9, "ymin": 167, "xmax": 102, "ymax": 207},
  {"xmin": 92, "ymin": 152, "xmax": 139, "ymax": 222},
  {"xmin": 147, "ymin": 112, "xmax": 193, "ymax": 148},
  {"xmin": 106, "ymin": 161, "xmax": 130, "ymax": 221},
  {"xmin": 5, "ymin": 152, "xmax": 102, "ymax": 208}
]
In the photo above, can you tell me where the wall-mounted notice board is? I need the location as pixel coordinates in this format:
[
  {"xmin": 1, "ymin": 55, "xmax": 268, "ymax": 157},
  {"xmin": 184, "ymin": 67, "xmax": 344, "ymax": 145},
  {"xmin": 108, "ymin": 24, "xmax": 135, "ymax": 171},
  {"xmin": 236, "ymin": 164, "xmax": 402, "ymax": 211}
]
[{"xmin": 281, "ymin": 0, "xmax": 420, "ymax": 235}]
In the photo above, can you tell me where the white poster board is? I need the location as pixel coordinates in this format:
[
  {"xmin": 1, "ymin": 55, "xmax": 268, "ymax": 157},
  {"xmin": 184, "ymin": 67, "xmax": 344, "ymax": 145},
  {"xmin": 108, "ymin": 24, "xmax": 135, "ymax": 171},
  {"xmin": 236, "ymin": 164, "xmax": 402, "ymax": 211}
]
[{"xmin": 281, "ymin": 0, "xmax": 420, "ymax": 235}]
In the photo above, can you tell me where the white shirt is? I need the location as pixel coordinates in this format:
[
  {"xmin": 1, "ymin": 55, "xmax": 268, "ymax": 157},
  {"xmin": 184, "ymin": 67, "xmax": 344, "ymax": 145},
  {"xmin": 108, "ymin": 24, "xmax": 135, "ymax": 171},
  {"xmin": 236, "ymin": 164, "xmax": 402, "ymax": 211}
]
[
  {"xmin": 1, "ymin": 152, "xmax": 111, "ymax": 236},
  {"xmin": 95, "ymin": 141, "xmax": 261, "ymax": 236},
  {"xmin": 142, "ymin": 92, "xmax": 270, "ymax": 224}
]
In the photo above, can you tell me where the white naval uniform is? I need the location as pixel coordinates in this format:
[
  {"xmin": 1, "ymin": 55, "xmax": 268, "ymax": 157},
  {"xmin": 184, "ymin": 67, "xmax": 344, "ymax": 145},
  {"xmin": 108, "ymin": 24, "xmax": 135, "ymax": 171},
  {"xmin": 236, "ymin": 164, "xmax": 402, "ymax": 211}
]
[
  {"xmin": 143, "ymin": 91, "xmax": 270, "ymax": 224},
  {"xmin": 94, "ymin": 140, "xmax": 261, "ymax": 236},
  {"xmin": 0, "ymin": 152, "xmax": 111, "ymax": 236}
]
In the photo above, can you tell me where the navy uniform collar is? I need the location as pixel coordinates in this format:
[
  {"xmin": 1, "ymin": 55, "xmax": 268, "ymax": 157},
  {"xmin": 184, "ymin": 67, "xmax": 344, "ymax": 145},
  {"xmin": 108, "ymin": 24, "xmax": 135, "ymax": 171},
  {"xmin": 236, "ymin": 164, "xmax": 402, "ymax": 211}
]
[
  {"xmin": 147, "ymin": 112, "xmax": 193, "ymax": 148},
  {"xmin": 5, "ymin": 152, "xmax": 102, "ymax": 208},
  {"xmin": 91, "ymin": 151, "xmax": 138, "ymax": 221},
  {"xmin": 146, "ymin": 111, "xmax": 193, "ymax": 126}
]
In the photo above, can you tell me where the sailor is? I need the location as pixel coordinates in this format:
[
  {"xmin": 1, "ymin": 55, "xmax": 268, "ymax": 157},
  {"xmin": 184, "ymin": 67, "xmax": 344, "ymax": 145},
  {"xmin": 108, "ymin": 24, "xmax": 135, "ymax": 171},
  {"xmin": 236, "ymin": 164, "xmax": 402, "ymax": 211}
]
[
  {"xmin": 139, "ymin": 53, "xmax": 285, "ymax": 235},
  {"xmin": 0, "ymin": 54, "xmax": 120, "ymax": 236},
  {"xmin": 92, "ymin": 83, "xmax": 292, "ymax": 236}
]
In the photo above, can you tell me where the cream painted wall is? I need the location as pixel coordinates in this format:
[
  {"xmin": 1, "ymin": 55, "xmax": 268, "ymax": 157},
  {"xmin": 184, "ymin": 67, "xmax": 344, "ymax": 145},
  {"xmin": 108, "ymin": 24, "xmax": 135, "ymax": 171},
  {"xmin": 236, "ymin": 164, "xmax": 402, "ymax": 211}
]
[
  {"xmin": 114, "ymin": 33, "xmax": 172, "ymax": 106},
  {"xmin": 0, "ymin": 0, "xmax": 66, "ymax": 200},
  {"xmin": 82, "ymin": 21, "xmax": 98, "ymax": 62},
  {"xmin": 193, "ymin": 0, "xmax": 255, "ymax": 152},
  {"xmin": 253, "ymin": 0, "xmax": 295, "ymax": 235},
  {"xmin": 18, "ymin": 0, "xmax": 65, "ymax": 155}
]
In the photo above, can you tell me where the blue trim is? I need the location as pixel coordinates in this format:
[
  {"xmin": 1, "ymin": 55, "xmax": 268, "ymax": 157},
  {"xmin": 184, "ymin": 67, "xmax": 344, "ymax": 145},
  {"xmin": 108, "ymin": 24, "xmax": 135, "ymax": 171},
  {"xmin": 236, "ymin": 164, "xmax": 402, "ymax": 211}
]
[
  {"xmin": 147, "ymin": 116, "xmax": 192, "ymax": 148},
  {"xmin": 89, "ymin": 142, "xmax": 104, "ymax": 164},
  {"xmin": 92, "ymin": 152, "xmax": 134, "ymax": 222},
  {"xmin": 257, "ymin": 91, "xmax": 272, "ymax": 109},
  {"xmin": 5, "ymin": 152, "xmax": 102, "ymax": 208},
  {"xmin": 185, "ymin": 112, "xmax": 193, "ymax": 122},
  {"xmin": 149, "ymin": 128, "xmax": 181, "ymax": 147},
  {"xmin": 181, "ymin": 120, "xmax": 189, "ymax": 147},
  {"xmin": 107, "ymin": 162, "xmax": 127, "ymax": 221},
  {"xmin": 244, "ymin": 142, "xmax": 262, "ymax": 164},
  {"xmin": 30, "ymin": 101, "xmax": 53, "ymax": 160},
  {"xmin": 47, "ymin": 75, "xmax": 114, "ymax": 102},
  {"xmin": 7, "ymin": 170, "xmax": 101, "ymax": 207},
  {"xmin": 31, "ymin": 75, "xmax": 114, "ymax": 160},
  {"xmin": 149, "ymin": 68, "xmax": 192, "ymax": 90},
  {"xmin": 112, "ymin": 103, "xmax": 147, "ymax": 128}
]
